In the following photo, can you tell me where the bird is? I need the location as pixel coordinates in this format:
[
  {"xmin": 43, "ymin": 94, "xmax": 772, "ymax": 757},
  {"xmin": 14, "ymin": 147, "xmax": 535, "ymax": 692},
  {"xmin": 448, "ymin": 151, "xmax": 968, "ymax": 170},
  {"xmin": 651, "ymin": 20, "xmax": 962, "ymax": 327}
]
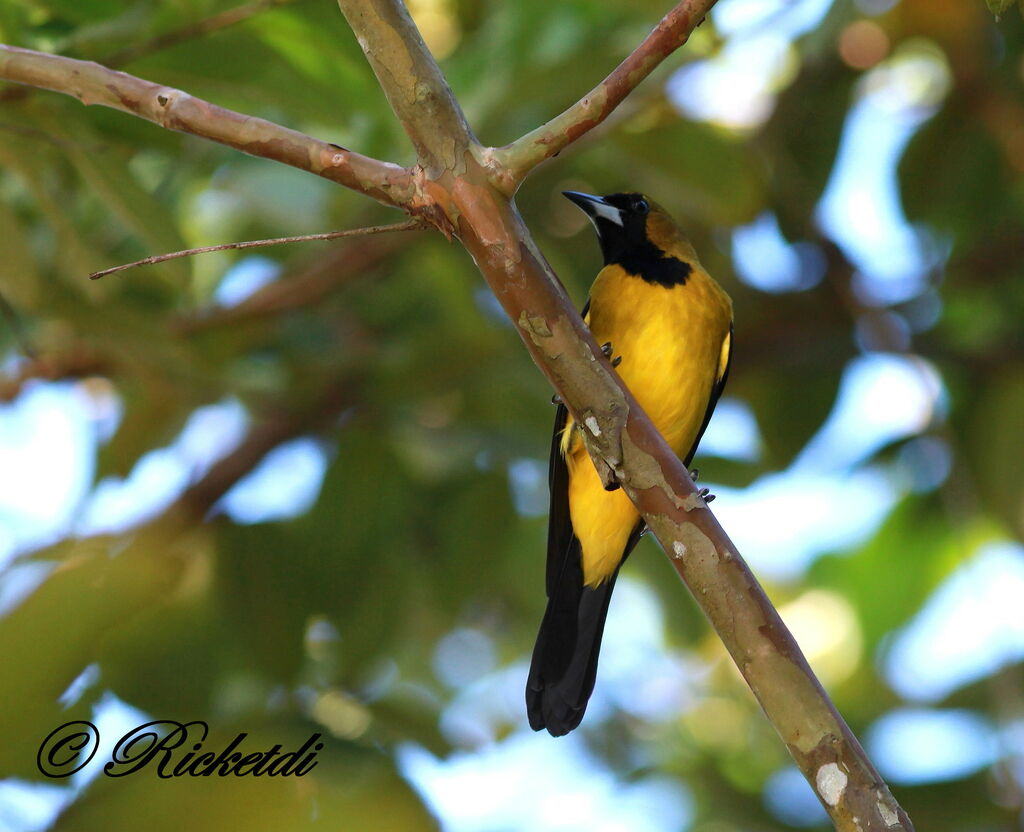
[{"xmin": 526, "ymin": 191, "xmax": 733, "ymax": 736}]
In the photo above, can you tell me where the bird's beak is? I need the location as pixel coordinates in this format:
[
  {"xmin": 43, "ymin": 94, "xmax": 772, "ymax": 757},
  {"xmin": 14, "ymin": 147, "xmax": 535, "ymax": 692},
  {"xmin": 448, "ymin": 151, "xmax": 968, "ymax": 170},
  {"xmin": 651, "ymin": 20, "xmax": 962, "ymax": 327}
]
[{"xmin": 562, "ymin": 191, "xmax": 624, "ymax": 227}]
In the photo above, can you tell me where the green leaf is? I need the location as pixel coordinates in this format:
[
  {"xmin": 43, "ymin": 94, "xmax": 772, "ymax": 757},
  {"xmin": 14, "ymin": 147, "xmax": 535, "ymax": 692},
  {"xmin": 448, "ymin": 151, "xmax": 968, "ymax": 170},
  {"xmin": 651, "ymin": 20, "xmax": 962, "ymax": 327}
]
[
  {"xmin": 0, "ymin": 529, "xmax": 186, "ymax": 779},
  {"xmin": 0, "ymin": 132, "xmax": 106, "ymax": 281},
  {"xmin": 215, "ymin": 522, "xmax": 315, "ymax": 684},
  {"xmin": 964, "ymin": 364, "xmax": 1024, "ymax": 539},
  {"xmin": 96, "ymin": 382, "xmax": 194, "ymax": 478},
  {"xmin": 764, "ymin": 62, "xmax": 857, "ymax": 236},
  {"xmin": 0, "ymin": 199, "xmax": 41, "ymax": 309},
  {"xmin": 98, "ymin": 593, "xmax": 225, "ymax": 717},
  {"xmin": 36, "ymin": 114, "xmax": 190, "ymax": 284},
  {"xmin": 31, "ymin": 0, "xmax": 127, "ymax": 25},
  {"xmin": 986, "ymin": 0, "xmax": 1015, "ymax": 18},
  {"xmin": 899, "ymin": 105, "xmax": 1005, "ymax": 245},
  {"xmin": 808, "ymin": 495, "xmax": 961, "ymax": 652},
  {"xmin": 214, "ymin": 426, "xmax": 423, "ymax": 685},
  {"xmin": 605, "ymin": 118, "xmax": 768, "ymax": 226},
  {"xmin": 736, "ymin": 356, "xmax": 844, "ymax": 469}
]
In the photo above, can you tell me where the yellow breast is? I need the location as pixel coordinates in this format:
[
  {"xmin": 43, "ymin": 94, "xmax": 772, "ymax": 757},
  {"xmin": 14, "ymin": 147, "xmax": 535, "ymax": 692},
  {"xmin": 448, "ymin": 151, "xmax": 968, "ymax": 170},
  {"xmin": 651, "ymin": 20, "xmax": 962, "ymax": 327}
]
[{"xmin": 562, "ymin": 264, "xmax": 732, "ymax": 586}]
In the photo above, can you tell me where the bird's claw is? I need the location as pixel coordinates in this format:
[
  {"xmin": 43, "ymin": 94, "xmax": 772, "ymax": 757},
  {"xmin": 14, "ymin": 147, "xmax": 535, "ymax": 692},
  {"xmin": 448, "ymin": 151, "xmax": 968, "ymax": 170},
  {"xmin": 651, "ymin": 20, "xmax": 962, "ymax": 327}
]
[
  {"xmin": 600, "ymin": 342, "xmax": 624, "ymax": 368},
  {"xmin": 689, "ymin": 468, "xmax": 700, "ymax": 483},
  {"xmin": 551, "ymin": 393, "xmax": 562, "ymax": 406},
  {"xmin": 698, "ymin": 486, "xmax": 716, "ymax": 504}
]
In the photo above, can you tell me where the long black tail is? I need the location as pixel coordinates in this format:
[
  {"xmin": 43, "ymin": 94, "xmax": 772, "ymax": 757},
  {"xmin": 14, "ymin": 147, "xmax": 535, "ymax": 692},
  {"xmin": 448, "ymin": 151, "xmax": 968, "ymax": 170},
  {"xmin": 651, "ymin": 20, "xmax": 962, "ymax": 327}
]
[{"xmin": 526, "ymin": 536, "xmax": 620, "ymax": 736}]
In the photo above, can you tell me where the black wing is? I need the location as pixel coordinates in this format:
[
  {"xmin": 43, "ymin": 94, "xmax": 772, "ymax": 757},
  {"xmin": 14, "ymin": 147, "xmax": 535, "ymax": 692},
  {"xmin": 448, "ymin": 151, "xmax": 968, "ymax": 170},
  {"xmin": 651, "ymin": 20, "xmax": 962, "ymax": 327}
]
[
  {"xmin": 683, "ymin": 322, "xmax": 733, "ymax": 467},
  {"xmin": 545, "ymin": 400, "xmax": 573, "ymax": 596},
  {"xmin": 544, "ymin": 297, "xmax": 590, "ymax": 595},
  {"xmin": 532, "ymin": 393, "xmax": 629, "ymax": 735}
]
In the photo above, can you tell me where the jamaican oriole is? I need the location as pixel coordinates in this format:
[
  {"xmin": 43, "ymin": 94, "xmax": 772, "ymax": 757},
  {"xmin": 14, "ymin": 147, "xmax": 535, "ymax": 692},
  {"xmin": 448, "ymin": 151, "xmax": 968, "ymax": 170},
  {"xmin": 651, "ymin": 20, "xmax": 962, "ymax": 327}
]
[{"xmin": 527, "ymin": 191, "xmax": 733, "ymax": 736}]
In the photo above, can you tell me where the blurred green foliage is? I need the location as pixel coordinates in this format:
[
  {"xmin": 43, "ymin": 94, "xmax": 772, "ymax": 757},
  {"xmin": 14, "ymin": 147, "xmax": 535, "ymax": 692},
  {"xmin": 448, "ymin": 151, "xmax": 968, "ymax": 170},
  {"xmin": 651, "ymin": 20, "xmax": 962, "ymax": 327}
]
[{"xmin": 0, "ymin": 0, "xmax": 1023, "ymax": 829}]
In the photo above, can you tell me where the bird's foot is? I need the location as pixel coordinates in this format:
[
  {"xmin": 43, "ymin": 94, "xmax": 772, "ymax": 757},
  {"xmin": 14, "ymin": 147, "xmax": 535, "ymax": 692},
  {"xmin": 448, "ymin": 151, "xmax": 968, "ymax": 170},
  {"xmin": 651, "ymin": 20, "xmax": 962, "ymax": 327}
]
[
  {"xmin": 689, "ymin": 468, "xmax": 700, "ymax": 483},
  {"xmin": 698, "ymin": 486, "xmax": 716, "ymax": 504},
  {"xmin": 551, "ymin": 393, "xmax": 562, "ymax": 406},
  {"xmin": 599, "ymin": 341, "xmax": 623, "ymax": 368}
]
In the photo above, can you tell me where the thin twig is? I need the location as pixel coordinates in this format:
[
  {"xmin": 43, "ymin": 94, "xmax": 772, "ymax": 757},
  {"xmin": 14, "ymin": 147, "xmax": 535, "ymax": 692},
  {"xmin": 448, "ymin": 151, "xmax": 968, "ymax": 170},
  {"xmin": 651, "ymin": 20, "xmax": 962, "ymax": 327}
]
[
  {"xmin": 171, "ymin": 232, "xmax": 404, "ymax": 335},
  {"xmin": 491, "ymin": 0, "xmax": 713, "ymax": 186},
  {"xmin": 89, "ymin": 220, "xmax": 424, "ymax": 280}
]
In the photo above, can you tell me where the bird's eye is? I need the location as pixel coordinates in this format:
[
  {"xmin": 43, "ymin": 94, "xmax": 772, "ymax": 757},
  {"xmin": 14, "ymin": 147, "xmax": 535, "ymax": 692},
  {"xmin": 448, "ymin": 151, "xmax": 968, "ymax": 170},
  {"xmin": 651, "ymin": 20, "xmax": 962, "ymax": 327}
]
[{"xmin": 636, "ymin": 198, "xmax": 650, "ymax": 214}]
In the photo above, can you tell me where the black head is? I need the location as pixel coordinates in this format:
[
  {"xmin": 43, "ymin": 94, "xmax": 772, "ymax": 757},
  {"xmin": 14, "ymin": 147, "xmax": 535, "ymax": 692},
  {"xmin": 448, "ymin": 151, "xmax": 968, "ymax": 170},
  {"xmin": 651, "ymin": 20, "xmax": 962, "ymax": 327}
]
[
  {"xmin": 562, "ymin": 191, "xmax": 692, "ymax": 288},
  {"xmin": 563, "ymin": 191, "xmax": 651, "ymax": 264}
]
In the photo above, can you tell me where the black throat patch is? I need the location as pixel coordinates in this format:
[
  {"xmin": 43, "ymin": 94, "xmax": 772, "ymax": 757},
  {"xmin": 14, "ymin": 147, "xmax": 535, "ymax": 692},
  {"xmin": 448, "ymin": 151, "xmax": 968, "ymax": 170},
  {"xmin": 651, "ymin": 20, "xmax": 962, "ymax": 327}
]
[{"xmin": 614, "ymin": 239, "xmax": 692, "ymax": 288}]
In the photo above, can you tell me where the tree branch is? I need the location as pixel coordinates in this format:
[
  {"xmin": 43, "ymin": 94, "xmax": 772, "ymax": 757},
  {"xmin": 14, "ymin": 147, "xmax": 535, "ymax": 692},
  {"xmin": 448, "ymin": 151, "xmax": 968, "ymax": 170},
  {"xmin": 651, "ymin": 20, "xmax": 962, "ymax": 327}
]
[
  {"xmin": 170, "ymin": 232, "xmax": 406, "ymax": 335},
  {"xmin": 492, "ymin": 0, "xmax": 715, "ymax": 187},
  {"xmin": 0, "ymin": 2, "xmax": 914, "ymax": 826},
  {"xmin": 88, "ymin": 220, "xmax": 423, "ymax": 280},
  {"xmin": 176, "ymin": 376, "xmax": 359, "ymax": 518},
  {"xmin": 337, "ymin": 1, "xmax": 913, "ymax": 829},
  {"xmin": 0, "ymin": 44, "xmax": 415, "ymax": 210},
  {"xmin": 461, "ymin": 198, "xmax": 911, "ymax": 832},
  {"xmin": 0, "ymin": 349, "xmax": 111, "ymax": 402},
  {"xmin": 336, "ymin": 0, "xmax": 477, "ymax": 180}
]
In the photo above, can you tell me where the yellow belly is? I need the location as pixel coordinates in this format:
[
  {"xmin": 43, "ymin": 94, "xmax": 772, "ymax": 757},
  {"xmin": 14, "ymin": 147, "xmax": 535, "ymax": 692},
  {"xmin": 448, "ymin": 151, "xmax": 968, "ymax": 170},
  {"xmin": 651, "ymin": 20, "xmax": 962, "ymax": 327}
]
[{"xmin": 563, "ymin": 266, "xmax": 731, "ymax": 587}]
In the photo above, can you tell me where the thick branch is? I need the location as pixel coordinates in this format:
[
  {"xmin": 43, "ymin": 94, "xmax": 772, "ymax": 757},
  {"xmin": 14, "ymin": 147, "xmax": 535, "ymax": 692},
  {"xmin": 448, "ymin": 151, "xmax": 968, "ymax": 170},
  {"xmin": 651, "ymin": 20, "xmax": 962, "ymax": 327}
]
[
  {"xmin": 0, "ymin": 44, "xmax": 414, "ymax": 209},
  {"xmin": 336, "ymin": 0, "xmax": 477, "ymax": 179},
  {"xmin": 494, "ymin": 0, "xmax": 715, "ymax": 185},
  {"xmin": 457, "ymin": 175, "xmax": 911, "ymax": 832},
  {"xmin": 1, "ymin": 2, "xmax": 913, "ymax": 827},
  {"xmin": 332, "ymin": 2, "xmax": 913, "ymax": 828}
]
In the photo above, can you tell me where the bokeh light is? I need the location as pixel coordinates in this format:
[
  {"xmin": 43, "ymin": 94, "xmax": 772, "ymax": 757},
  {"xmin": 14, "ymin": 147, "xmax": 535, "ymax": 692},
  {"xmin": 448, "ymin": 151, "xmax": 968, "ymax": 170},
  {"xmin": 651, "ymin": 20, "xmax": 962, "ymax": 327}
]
[{"xmin": 1, "ymin": 0, "xmax": 1020, "ymax": 828}]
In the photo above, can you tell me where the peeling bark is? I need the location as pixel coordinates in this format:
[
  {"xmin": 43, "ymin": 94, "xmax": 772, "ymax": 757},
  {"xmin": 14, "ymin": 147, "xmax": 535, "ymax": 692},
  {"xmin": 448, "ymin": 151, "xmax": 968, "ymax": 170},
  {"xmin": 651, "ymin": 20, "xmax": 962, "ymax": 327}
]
[{"xmin": 0, "ymin": 3, "xmax": 915, "ymax": 827}]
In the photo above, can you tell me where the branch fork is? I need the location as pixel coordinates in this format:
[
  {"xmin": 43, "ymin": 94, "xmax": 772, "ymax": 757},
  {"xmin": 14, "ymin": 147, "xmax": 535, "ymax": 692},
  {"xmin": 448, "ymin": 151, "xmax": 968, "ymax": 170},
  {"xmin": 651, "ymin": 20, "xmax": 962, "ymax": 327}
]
[{"xmin": 0, "ymin": 2, "xmax": 914, "ymax": 828}]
